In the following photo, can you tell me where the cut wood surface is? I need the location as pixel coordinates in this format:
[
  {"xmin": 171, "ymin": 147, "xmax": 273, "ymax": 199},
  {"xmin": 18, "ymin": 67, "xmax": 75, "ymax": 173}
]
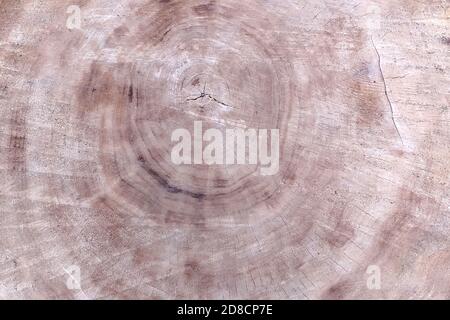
[{"xmin": 0, "ymin": 0, "xmax": 449, "ymax": 299}]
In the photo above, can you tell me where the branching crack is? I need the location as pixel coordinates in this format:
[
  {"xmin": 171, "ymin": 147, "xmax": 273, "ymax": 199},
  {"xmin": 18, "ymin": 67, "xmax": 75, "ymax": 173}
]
[
  {"xmin": 371, "ymin": 37, "xmax": 404, "ymax": 146},
  {"xmin": 186, "ymin": 83, "xmax": 232, "ymax": 108}
]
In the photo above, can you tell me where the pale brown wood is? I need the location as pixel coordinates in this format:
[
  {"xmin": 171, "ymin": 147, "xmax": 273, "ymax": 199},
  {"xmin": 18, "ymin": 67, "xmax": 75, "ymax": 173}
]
[{"xmin": 0, "ymin": 0, "xmax": 449, "ymax": 299}]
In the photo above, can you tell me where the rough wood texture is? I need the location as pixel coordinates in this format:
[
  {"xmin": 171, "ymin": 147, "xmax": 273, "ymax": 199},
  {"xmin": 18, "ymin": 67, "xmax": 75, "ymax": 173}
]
[{"xmin": 0, "ymin": 0, "xmax": 449, "ymax": 299}]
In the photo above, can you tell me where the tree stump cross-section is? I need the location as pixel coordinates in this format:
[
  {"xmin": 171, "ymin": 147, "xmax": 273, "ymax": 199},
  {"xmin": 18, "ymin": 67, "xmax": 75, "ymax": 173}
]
[{"xmin": 0, "ymin": 0, "xmax": 449, "ymax": 299}]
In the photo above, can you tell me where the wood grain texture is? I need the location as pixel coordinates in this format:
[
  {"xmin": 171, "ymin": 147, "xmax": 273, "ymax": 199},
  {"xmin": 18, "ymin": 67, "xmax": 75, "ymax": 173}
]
[{"xmin": 0, "ymin": 0, "xmax": 449, "ymax": 299}]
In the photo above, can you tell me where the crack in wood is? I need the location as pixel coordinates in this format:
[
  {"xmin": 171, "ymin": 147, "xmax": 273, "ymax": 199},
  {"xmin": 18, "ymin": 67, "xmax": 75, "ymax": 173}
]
[{"xmin": 371, "ymin": 37, "xmax": 404, "ymax": 146}]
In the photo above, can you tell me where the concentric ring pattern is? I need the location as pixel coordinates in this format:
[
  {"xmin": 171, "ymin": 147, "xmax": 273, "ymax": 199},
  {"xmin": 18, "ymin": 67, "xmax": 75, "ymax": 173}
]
[{"xmin": 1, "ymin": 0, "xmax": 449, "ymax": 299}]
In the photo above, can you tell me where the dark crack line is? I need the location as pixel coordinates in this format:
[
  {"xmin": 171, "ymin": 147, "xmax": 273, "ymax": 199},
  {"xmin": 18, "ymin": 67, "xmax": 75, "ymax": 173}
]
[
  {"xmin": 186, "ymin": 94, "xmax": 207, "ymax": 102},
  {"xmin": 210, "ymin": 96, "xmax": 231, "ymax": 107},
  {"xmin": 201, "ymin": 82, "xmax": 206, "ymax": 97},
  {"xmin": 371, "ymin": 37, "xmax": 404, "ymax": 146},
  {"xmin": 187, "ymin": 83, "xmax": 232, "ymax": 108}
]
